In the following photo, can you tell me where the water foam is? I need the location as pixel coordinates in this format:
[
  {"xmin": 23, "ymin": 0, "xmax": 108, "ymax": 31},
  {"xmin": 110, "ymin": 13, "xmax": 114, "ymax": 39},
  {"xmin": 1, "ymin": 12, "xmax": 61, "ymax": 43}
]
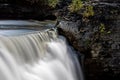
[{"xmin": 0, "ymin": 30, "xmax": 83, "ymax": 80}]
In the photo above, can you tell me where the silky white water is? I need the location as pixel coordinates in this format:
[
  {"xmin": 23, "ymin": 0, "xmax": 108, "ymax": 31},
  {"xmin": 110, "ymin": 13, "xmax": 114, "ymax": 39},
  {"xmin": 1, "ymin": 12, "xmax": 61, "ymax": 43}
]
[{"xmin": 0, "ymin": 30, "xmax": 83, "ymax": 80}]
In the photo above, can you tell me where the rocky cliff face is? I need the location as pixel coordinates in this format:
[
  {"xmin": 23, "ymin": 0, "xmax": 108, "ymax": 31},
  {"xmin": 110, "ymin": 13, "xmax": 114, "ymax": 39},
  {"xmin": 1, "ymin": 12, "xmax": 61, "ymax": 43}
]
[
  {"xmin": 99, "ymin": 0, "xmax": 120, "ymax": 3},
  {"xmin": 0, "ymin": 0, "xmax": 119, "ymax": 80},
  {"xmin": 0, "ymin": 0, "xmax": 56, "ymax": 20},
  {"xmin": 57, "ymin": 0, "xmax": 120, "ymax": 80}
]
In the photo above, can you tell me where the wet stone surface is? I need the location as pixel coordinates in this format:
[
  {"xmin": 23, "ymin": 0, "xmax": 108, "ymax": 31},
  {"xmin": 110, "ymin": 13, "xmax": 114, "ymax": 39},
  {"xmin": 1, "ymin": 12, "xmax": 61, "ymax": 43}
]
[{"xmin": 57, "ymin": 1, "xmax": 120, "ymax": 80}]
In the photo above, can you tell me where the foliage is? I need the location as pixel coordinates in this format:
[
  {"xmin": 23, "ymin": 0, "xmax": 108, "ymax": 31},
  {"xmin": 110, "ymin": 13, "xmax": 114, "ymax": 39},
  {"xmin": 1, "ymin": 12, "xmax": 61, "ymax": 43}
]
[
  {"xmin": 47, "ymin": 0, "xmax": 59, "ymax": 8},
  {"xmin": 83, "ymin": 5, "xmax": 94, "ymax": 17},
  {"xmin": 68, "ymin": 0, "xmax": 94, "ymax": 17},
  {"xmin": 69, "ymin": 0, "xmax": 83, "ymax": 12},
  {"xmin": 100, "ymin": 23, "xmax": 106, "ymax": 33},
  {"xmin": 99, "ymin": 23, "xmax": 111, "ymax": 34}
]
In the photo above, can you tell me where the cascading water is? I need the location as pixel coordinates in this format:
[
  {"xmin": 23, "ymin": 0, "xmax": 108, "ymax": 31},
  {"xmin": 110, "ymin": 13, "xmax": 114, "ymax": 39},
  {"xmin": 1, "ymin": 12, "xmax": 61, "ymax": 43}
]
[{"xmin": 0, "ymin": 29, "xmax": 84, "ymax": 80}]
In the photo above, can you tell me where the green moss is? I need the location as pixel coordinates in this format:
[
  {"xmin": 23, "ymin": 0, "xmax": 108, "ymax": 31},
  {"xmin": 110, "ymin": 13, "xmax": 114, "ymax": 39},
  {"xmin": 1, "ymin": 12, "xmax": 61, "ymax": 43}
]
[
  {"xmin": 107, "ymin": 31, "xmax": 111, "ymax": 34},
  {"xmin": 69, "ymin": 0, "xmax": 94, "ymax": 17},
  {"xmin": 99, "ymin": 23, "xmax": 111, "ymax": 34},
  {"xmin": 100, "ymin": 23, "xmax": 105, "ymax": 33},
  {"xmin": 69, "ymin": 0, "xmax": 83, "ymax": 12},
  {"xmin": 83, "ymin": 5, "xmax": 94, "ymax": 17},
  {"xmin": 47, "ymin": 0, "xmax": 59, "ymax": 8}
]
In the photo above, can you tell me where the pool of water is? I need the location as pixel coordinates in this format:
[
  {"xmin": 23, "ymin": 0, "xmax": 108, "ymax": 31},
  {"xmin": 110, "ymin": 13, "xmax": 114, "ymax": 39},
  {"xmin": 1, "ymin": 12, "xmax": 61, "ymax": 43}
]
[
  {"xmin": 0, "ymin": 20, "xmax": 55, "ymax": 36},
  {"xmin": 0, "ymin": 29, "xmax": 37, "ymax": 36}
]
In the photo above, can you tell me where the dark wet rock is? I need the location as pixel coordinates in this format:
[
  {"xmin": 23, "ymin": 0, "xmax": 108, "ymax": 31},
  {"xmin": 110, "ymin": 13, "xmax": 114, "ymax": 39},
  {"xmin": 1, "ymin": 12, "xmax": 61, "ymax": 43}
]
[
  {"xmin": 99, "ymin": 0, "xmax": 120, "ymax": 3},
  {"xmin": 0, "ymin": 2, "xmax": 56, "ymax": 20},
  {"xmin": 57, "ymin": 1, "xmax": 120, "ymax": 80}
]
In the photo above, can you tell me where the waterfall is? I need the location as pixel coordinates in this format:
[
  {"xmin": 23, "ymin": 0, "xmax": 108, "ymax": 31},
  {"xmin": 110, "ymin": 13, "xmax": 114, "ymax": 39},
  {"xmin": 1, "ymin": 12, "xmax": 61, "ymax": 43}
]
[{"xmin": 0, "ymin": 29, "xmax": 84, "ymax": 80}]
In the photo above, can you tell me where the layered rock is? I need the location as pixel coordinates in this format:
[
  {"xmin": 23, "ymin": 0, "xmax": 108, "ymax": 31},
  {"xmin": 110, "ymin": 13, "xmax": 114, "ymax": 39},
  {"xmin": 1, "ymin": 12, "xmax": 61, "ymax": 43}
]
[{"xmin": 57, "ymin": 1, "xmax": 120, "ymax": 80}]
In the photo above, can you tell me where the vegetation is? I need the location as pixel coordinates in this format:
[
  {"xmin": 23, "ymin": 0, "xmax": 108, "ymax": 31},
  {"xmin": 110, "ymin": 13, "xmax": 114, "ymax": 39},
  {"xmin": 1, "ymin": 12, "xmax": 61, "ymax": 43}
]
[
  {"xmin": 69, "ymin": 0, "xmax": 83, "ymax": 12},
  {"xmin": 100, "ymin": 23, "xmax": 106, "ymax": 33},
  {"xmin": 47, "ymin": 0, "xmax": 59, "ymax": 8},
  {"xmin": 68, "ymin": 0, "xmax": 94, "ymax": 17},
  {"xmin": 99, "ymin": 23, "xmax": 111, "ymax": 34},
  {"xmin": 83, "ymin": 5, "xmax": 94, "ymax": 17}
]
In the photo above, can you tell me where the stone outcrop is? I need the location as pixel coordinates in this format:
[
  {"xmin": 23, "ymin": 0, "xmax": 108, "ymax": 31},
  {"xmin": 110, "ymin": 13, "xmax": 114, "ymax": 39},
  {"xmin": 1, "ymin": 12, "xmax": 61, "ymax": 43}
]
[
  {"xmin": 57, "ymin": 1, "xmax": 120, "ymax": 80},
  {"xmin": 0, "ymin": 0, "xmax": 120, "ymax": 80}
]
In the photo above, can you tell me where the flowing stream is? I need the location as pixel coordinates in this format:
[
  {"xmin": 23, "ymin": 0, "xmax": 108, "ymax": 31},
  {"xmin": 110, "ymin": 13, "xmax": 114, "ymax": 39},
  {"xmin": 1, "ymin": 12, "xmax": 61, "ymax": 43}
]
[{"xmin": 0, "ymin": 28, "xmax": 84, "ymax": 80}]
